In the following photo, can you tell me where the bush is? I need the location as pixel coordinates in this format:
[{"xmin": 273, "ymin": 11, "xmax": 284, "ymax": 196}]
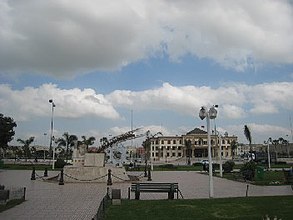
[
  {"xmin": 223, "ymin": 160, "xmax": 235, "ymax": 173},
  {"xmin": 158, "ymin": 164, "xmax": 177, "ymax": 169},
  {"xmin": 54, "ymin": 159, "xmax": 67, "ymax": 168},
  {"xmin": 275, "ymin": 161, "xmax": 287, "ymax": 165},
  {"xmin": 193, "ymin": 162, "xmax": 202, "ymax": 166},
  {"xmin": 0, "ymin": 160, "xmax": 4, "ymax": 168},
  {"xmin": 240, "ymin": 161, "xmax": 256, "ymax": 181}
]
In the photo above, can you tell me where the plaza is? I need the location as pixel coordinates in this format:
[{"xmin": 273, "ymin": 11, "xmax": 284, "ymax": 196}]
[{"xmin": 0, "ymin": 169, "xmax": 292, "ymax": 220}]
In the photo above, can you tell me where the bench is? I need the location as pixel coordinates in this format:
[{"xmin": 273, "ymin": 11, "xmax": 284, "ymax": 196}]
[
  {"xmin": 0, "ymin": 190, "xmax": 10, "ymax": 204},
  {"xmin": 130, "ymin": 182, "xmax": 179, "ymax": 200}
]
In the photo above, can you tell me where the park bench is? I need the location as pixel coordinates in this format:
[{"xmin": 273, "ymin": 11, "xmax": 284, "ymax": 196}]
[
  {"xmin": 0, "ymin": 190, "xmax": 10, "ymax": 204},
  {"xmin": 130, "ymin": 182, "xmax": 179, "ymax": 200}
]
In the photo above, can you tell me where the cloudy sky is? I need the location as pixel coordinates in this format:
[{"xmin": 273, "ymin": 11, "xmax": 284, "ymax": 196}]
[{"xmin": 0, "ymin": 0, "xmax": 293, "ymax": 147}]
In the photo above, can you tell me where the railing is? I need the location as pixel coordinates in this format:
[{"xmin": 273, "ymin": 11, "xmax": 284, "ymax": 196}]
[{"xmin": 92, "ymin": 189, "xmax": 111, "ymax": 220}]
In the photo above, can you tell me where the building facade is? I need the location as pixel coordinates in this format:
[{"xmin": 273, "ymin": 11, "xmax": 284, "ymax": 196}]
[{"xmin": 150, "ymin": 128, "xmax": 237, "ymax": 161}]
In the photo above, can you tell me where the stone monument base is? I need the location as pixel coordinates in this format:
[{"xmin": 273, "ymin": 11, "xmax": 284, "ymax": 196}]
[{"xmin": 63, "ymin": 165, "xmax": 129, "ymax": 183}]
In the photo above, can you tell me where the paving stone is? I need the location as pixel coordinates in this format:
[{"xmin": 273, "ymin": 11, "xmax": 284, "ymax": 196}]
[{"xmin": 0, "ymin": 170, "xmax": 292, "ymax": 219}]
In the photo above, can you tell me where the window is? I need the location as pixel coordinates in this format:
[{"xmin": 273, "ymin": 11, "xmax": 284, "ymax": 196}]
[
  {"xmin": 152, "ymin": 146, "xmax": 154, "ymax": 151},
  {"xmin": 167, "ymin": 152, "xmax": 170, "ymax": 157},
  {"xmin": 179, "ymin": 140, "xmax": 182, "ymax": 144},
  {"xmin": 178, "ymin": 152, "xmax": 182, "ymax": 157},
  {"xmin": 167, "ymin": 146, "xmax": 170, "ymax": 150},
  {"xmin": 203, "ymin": 141, "xmax": 207, "ymax": 145},
  {"xmin": 178, "ymin": 146, "xmax": 181, "ymax": 150},
  {"xmin": 172, "ymin": 152, "xmax": 175, "ymax": 157},
  {"xmin": 155, "ymin": 140, "xmax": 159, "ymax": 144},
  {"xmin": 195, "ymin": 141, "xmax": 198, "ymax": 145},
  {"xmin": 222, "ymin": 140, "xmax": 225, "ymax": 144},
  {"xmin": 167, "ymin": 140, "xmax": 171, "ymax": 144},
  {"xmin": 161, "ymin": 140, "xmax": 164, "ymax": 144},
  {"xmin": 152, "ymin": 152, "xmax": 154, "ymax": 157},
  {"xmin": 172, "ymin": 146, "xmax": 176, "ymax": 150},
  {"xmin": 155, "ymin": 146, "xmax": 158, "ymax": 150},
  {"xmin": 173, "ymin": 140, "xmax": 176, "ymax": 144},
  {"xmin": 155, "ymin": 152, "xmax": 158, "ymax": 156}
]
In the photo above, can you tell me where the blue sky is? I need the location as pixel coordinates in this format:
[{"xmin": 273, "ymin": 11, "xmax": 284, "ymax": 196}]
[{"xmin": 0, "ymin": 0, "xmax": 293, "ymax": 147}]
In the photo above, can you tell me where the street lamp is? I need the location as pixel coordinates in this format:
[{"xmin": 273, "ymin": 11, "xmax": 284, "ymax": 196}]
[
  {"xmin": 49, "ymin": 99, "xmax": 56, "ymax": 159},
  {"xmin": 199, "ymin": 106, "xmax": 217, "ymax": 198},
  {"xmin": 52, "ymin": 136, "xmax": 55, "ymax": 170},
  {"xmin": 264, "ymin": 137, "xmax": 272, "ymax": 170}
]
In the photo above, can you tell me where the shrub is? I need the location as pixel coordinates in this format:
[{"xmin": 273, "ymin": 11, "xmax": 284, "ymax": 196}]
[
  {"xmin": 240, "ymin": 161, "xmax": 256, "ymax": 181},
  {"xmin": 158, "ymin": 164, "xmax": 176, "ymax": 169},
  {"xmin": 223, "ymin": 160, "xmax": 235, "ymax": 173},
  {"xmin": 193, "ymin": 162, "xmax": 202, "ymax": 166},
  {"xmin": 54, "ymin": 159, "xmax": 67, "ymax": 168},
  {"xmin": 275, "ymin": 161, "xmax": 287, "ymax": 165}
]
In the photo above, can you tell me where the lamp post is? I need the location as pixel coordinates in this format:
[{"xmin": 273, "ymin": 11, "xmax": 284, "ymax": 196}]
[
  {"xmin": 199, "ymin": 106, "xmax": 217, "ymax": 198},
  {"xmin": 43, "ymin": 133, "xmax": 47, "ymax": 161},
  {"xmin": 264, "ymin": 137, "xmax": 272, "ymax": 170},
  {"xmin": 49, "ymin": 99, "xmax": 56, "ymax": 159},
  {"xmin": 52, "ymin": 136, "xmax": 55, "ymax": 170}
]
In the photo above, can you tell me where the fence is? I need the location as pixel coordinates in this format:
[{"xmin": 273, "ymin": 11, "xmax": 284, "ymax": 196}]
[{"xmin": 92, "ymin": 189, "xmax": 111, "ymax": 220}]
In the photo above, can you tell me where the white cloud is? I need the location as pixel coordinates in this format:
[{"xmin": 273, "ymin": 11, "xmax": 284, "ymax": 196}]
[
  {"xmin": 226, "ymin": 123, "xmax": 291, "ymax": 144},
  {"xmin": 107, "ymin": 82, "xmax": 293, "ymax": 119},
  {"xmin": 0, "ymin": 0, "xmax": 292, "ymax": 76},
  {"xmin": 1, "ymin": 81, "xmax": 292, "ymax": 123},
  {"xmin": 0, "ymin": 83, "xmax": 120, "ymax": 121}
]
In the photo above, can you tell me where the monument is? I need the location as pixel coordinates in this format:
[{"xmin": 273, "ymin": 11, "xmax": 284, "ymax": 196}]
[{"xmin": 63, "ymin": 143, "xmax": 129, "ymax": 183}]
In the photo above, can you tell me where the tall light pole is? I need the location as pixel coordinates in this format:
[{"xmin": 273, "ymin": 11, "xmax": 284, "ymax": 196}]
[
  {"xmin": 199, "ymin": 106, "xmax": 217, "ymax": 198},
  {"xmin": 49, "ymin": 99, "xmax": 56, "ymax": 158},
  {"xmin": 43, "ymin": 133, "xmax": 47, "ymax": 161},
  {"xmin": 264, "ymin": 137, "xmax": 272, "ymax": 170}
]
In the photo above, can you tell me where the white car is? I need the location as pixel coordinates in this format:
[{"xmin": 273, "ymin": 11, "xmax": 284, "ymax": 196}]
[{"xmin": 201, "ymin": 159, "xmax": 209, "ymax": 165}]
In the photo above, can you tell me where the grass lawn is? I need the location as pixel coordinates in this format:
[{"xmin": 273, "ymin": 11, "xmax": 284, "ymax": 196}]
[
  {"xmin": 0, "ymin": 163, "xmax": 58, "ymax": 171},
  {"xmin": 105, "ymin": 196, "xmax": 293, "ymax": 220},
  {"xmin": 217, "ymin": 170, "xmax": 290, "ymax": 185}
]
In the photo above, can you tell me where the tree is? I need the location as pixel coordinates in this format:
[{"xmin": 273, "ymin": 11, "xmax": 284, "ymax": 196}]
[
  {"xmin": 17, "ymin": 137, "xmax": 35, "ymax": 160},
  {"xmin": 142, "ymin": 131, "xmax": 162, "ymax": 164},
  {"xmin": 56, "ymin": 132, "xmax": 78, "ymax": 161},
  {"xmin": 231, "ymin": 140, "xmax": 237, "ymax": 159},
  {"xmin": 244, "ymin": 125, "xmax": 252, "ymax": 158},
  {"xmin": 185, "ymin": 139, "xmax": 192, "ymax": 165},
  {"xmin": 240, "ymin": 161, "xmax": 256, "ymax": 181},
  {"xmin": 279, "ymin": 138, "xmax": 289, "ymax": 157},
  {"xmin": 81, "ymin": 135, "xmax": 96, "ymax": 152},
  {"xmin": 0, "ymin": 114, "xmax": 17, "ymax": 158},
  {"xmin": 272, "ymin": 139, "xmax": 279, "ymax": 160}
]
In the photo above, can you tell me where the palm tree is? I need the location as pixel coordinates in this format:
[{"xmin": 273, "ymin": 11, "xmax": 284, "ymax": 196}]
[
  {"xmin": 56, "ymin": 132, "xmax": 78, "ymax": 162},
  {"xmin": 279, "ymin": 138, "xmax": 289, "ymax": 157},
  {"xmin": 142, "ymin": 131, "xmax": 162, "ymax": 164},
  {"xmin": 272, "ymin": 139, "xmax": 279, "ymax": 160},
  {"xmin": 231, "ymin": 140, "xmax": 237, "ymax": 159},
  {"xmin": 17, "ymin": 136, "xmax": 35, "ymax": 161},
  {"xmin": 81, "ymin": 135, "xmax": 96, "ymax": 152},
  {"xmin": 244, "ymin": 125, "xmax": 252, "ymax": 159},
  {"xmin": 185, "ymin": 139, "xmax": 192, "ymax": 165}
]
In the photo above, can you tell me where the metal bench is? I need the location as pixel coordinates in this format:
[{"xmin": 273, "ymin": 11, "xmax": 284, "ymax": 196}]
[{"xmin": 130, "ymin": 182, "xmax": 179, "ymax": 200}]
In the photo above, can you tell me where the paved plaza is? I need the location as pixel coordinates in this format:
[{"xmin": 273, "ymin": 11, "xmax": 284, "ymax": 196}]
[{"xmin": 0, "ymin": 169, "xmax": 292, "ymax": 219}]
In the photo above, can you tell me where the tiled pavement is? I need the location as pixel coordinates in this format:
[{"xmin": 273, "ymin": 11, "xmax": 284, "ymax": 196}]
[{"xmin": 0, "ymin": 170, "xmax": 292, "ymax": 220}]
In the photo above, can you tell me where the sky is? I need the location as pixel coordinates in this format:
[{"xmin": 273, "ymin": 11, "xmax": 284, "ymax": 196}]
[{"xmin": 0, "ymin": 0, "xmax": 293, "ymax": 147}]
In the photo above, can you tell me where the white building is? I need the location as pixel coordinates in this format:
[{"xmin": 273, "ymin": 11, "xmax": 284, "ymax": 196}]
[{"xmin": 150, "ymin": 128, "xmax": 238, "ymax": 162}]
